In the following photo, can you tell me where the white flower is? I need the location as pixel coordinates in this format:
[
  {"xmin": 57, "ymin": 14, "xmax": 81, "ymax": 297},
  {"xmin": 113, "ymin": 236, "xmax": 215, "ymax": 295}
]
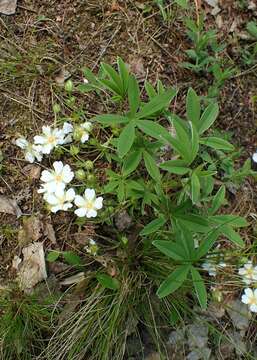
[
  {"xmin": 85, "ymin": 239, "xmax": 98, "ymax": 255},
  {"xmin": 202, "ymin": 261, "xmax": 217, "ymax": 277},
  {"xmin": 241, "ymin": 288, "xmax": 257, "ymax": 312},
  {"xmin": 74, "ymin": 188, "xmax": 103, "ymax": 218},
  {"xmin": 74, "ymin": 122, "xmax": 92, "ymax": 143},
  {"xmin": 44, "ymin": 188, "xmax": 75, "ymax": 213},
  {"xmin": 38, "ymin": 161, "xmax": 74, "ymax": 194},
  {"xmin": 34, "ymin": 126, "xmax": 65, "ymax": 154},
  {"xmin": 238, "ymin": 261, "xmax": 257, "ymax": 285},
  {"xmin": 61, "ymin": 122, "xmax": 74, "ymax": 144},
  {"xmin": 16, "ymin": 137, "xmax": 43, "ymax": 163},
  {"xmin": 83, "ymin": 78, "xmax": 89, "ymax": 84}
]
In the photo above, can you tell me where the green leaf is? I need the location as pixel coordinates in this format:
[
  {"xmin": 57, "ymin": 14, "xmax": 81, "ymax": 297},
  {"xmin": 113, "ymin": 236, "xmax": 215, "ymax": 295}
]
[
  {"xmin": 96, "ymin": 273, "xmax": 120, "ymax": 290},
  {"xmin": 221, "ymin": 225, "xmax": 244, "ymax": 247},
  {"xmin": 198, "ymin": 103, "xmax": 219, "ymax": 135},
  {"xmin": 157, "ymin": 265, "xmax": 190, "ymax": 298},
  {"xmin": 144, "ymin": 81, "xmax": 157, "ymax": 98},
  {"xmin": 63, "ymin": 251, "xmax": 82, "ymax": 266},
  {"xmin": 159, "ymin": 162, "xmax": 190, "ymax": 175},
  {"xmin": 117, "ymin": 57, "xmax": 130, "ymax": 92},
  {"xmin": 128, "ymin": 75, "xmax": 140, "ymax": 115},
  {"xmin": 209, "ymin": 185, "xmax": 225, "ymax": 215},
  {"xmin": 200, "ymin": 137, "xmax": 234, "ymax": 151},
  {"xmin": 136, "ymin": 88, "xmax": 177, "ymax": 119},
  {"xmin": 191, "ymin": 267, "xmax": 207, "ymax": 309},
  {"xmin": 122, "ymin": 150, "xmax": 142, "ymax": 176},
  {"xmin": 175, "ymin": 0, "xmax": 188, "ymax": 8},
  {"xmin": 173, "ymin": 118, "xmax": 192, "ymax": 161},
  {"xmin": 196, "ymin": 229, "xmax": 220, "ymax": 259},
  {"xmin": 140, "ymin": 216, "xmax": 166, "ymax": 236},
  {"xmin": 190, "ymin": 121, "xmax": 199, "ymax": 163},
  {"xmin": 210, "ymin": 215, "xmax": 248, "ymax": 228},
  {"xmin": 93, "ymin": 114, "xmax": 129, "ymax": 124},
  {"xmin": 186, "ymin": 88, "xmax": 200, "ymax": 126},
  {"xmin": 153, "ymin": 240, "xmax": 186, "ymax": 261},
  {"xmin": 143, "ymin": 151, "xmax": 161, "ymax": 182},
  {"xmin": 47, "ymin": 251, "xmax": 60, "ymax": 262},
  {"xmin": 101, "ymin": 63, "xmax": 122, "ymax": 90},
  {"xmin": 246, "ymin": 21, "xmax": 257, "ymax": 39},
  {"xmin": 98, "ymin": 79, "xmax": 120, "ymax": 96},
  {"xmin": 137, "ymin": 120, "xmax": 172, "ymax": 144},
  {"xmin": 175, "ymin": 214, "xmax": 210, "ymax": 233},
  {"xmin": 191, "ymin": 172, "xmax": 200, "ymax": 204},
  {"xmin": 117, "ymin": 122, "xmax": 135, "ymax": 158}
]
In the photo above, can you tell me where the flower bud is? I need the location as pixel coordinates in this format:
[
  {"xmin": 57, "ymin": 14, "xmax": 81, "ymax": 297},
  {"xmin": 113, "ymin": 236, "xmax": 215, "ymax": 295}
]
[
  {"xmin": 70, "ymin": 145, "xmax": 79, "ymax": 156},
  {"xmin": 65, "ymin": 79, "xmax": 73, "ymax": 93},
  {"xmin": 87, "ymin": 174, "xmax": 95, "ymax": 182},
  {"xmin": 53, "ymin": 103, "xmax": 61, "ymax": 113},
  {"xmin": 85, "ymin": 160, "xmax": 94, "ymax": 170},
  {"xmin": 75, "ymin": 169, "xmax": 86, "ymax": 180}
]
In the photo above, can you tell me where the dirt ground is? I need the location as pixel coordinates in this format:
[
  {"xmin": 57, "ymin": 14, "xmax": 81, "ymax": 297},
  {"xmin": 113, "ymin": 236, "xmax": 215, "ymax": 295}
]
[{"xmin": 0, "ymin": 0, "xmax": 257, "ymax": 358}]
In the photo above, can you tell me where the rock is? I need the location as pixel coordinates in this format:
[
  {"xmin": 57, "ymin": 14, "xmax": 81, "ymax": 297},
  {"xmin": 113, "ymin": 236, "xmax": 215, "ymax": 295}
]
[
  {"xmin": 144, "ymin": 352, "xmax": 161, "ymax": 360},
  {"xmin": 18, "ymin": 216, "xmax": 43, "ymax": 246},
  {"xmin": 187, "ymin": 348, "xmax": 211, "ymax": 360},
  {"xmin": 60, "ymin": 272, "xmax": 85, "ymax": 286},
  {"xmin": 0, "ymin": 0, "xmax": 17, "ymax": 15},
  {"xmin": 17, "ymin": 242, "xmax": 47, "ymax": 290},
  {"xmin": 45, "ymin": 222, "xmax": 56, "ymax": 244},
  {"xmin": 115, "ymin": 210, "xmax": 132, "ymax": 231},
  {"xmin": 226, "ymin": 299, "xmax": 250, "ymax": 331},
  {"xmin": 168, "ymin": 328, "xmax": 186, "ymax": 346},
  {"xmin": 187, "ymin": 323, "xmax": 208, "ymax": 349},
  {"xmin": 12, "ymin": 255, "xmax": 22, "ymax": 270},
  {"xmin": 0, "ymin": 195, "xmax": 22, "ymax": 217},
  {"xmin": 229, "ymin": 331, "xmax": 247, "ymax": 356},
  {"xmin": 204, "ymin": 0, "xmax": 218, "ymax": 6}
]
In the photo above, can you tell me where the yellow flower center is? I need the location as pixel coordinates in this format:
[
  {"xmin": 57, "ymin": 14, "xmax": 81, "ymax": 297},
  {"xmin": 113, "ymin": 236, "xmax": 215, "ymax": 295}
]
[
  {"xmin": 55, "ymin": 174, "xmax": 63, "ymax": 182},
  {"xmin": 246, "ymin": 268, "xmax": 254, "ymax": 277},
  {"xmin": 249, "ymin": 296, "xmax": 257, "ymax": 305},
  {"xmin": 48, "ymin": 135, "xmax": 56, "ymax": 144},
  {"xmin": 86, "ymin": 201, "xmax": 94, "ymax": 210}
]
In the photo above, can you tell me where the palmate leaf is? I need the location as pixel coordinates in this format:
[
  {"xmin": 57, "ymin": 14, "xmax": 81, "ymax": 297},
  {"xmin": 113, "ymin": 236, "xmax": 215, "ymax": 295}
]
[
  {"xmin": 117, "ymin": 57, "xmax": 130, "ymax": 93},
  {"xmin": 198, "ymin": 102, "xmax": 219, "ymax": 135},
  {"xmin": 93, "ymin": 114, "xmax": 129, "ymax": 125},
  {"xmin": 200, "ymin": 137, "xmax": 234, "ymax": 151},
  {"xmin": 137, "ymin": 120, "xmax": 173, "ymax": 143},
  {"xmin": 152, "ymin": 240, "xmax": 186, "ymax": 261},
  {"xmin": 143, "ymin": 151, "xmax": 161, "ymax": 182},
  {"xmin": 186, "ymin": 88, "xmax": 200, "ymax": 126},
  {"xmin": 157, "ymin": 265, "xmax": 190, "ymax": 298},
  {"xmin": 122, "ymin": 150, "xmax": 142, "ymax": 176},
  {"xmin": 128, "ymin": 75, "xmax": 140, "ymax": 115},
  {"xmin": 96, "ymin": 273, "xmax": 120, "ymax": 290},
  {"xmin": 209, "ymin": 185, "xmax": 225, "ymax": 215}
]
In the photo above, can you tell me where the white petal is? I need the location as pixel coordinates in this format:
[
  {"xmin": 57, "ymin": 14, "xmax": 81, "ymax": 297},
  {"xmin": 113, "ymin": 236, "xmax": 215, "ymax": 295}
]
[
  {"xmin": 16, "ymin": 138, "xmax": 28, "ymax": 149},
  {"xmin": 245, "ymin": 263, "xmax": 253, "ymax": 269},
  {"xmin": 63, "ymin": 203, "xmax": 73, "ymax": 211},
  {"xmin": 41, "ymin": 143, "xmax": 54, "ymax": 154},
  {"xmin": 94, "ymin": 197, "xmax": 103, "ymax": 210},
  {"xmin": 66, "ymin": 188, "xmax": 75, "ymax": 201},
  {"xmin": 50, "ymin": 205, "xmax": 61, "ymax": 213},
  {"xmin": 245, "ymin": 288, "xmax": 253, "ymax": 297},
  {"xmin": 62, "ymin": 166, "xmax": 74, "ymax": 184},
  {"xmin": 25, "ymin": 152, "xmax": 35, "ymax": 163},
  {"xmin": 41, "ymin": 170, "xmax": 54, "ymax": 182},
  {"xmin": 45, "ymin": 194, "xmax": 58, "ymax": 205},
  {"xmin": 46, "ymin": 181, "xmax": 62, "ymax": 193},
  {"xmin": 84, "ymin": 188, "xmax": 95, "ymax": 201},
  {"xmin": 254, "ymin": 289, "xmax": 257, "ymax": 297},
  {"xmin": 74, "ymin": 195, "xmax": 85, "ymax": 207},
  {"xmin": 34, "ymin": 135, "xmax": 46, "ymax": 145},
  {"xmin": 63, "ymin": 122, "xmax": 73, "ymax": 134},
  {"xmin": 53, "ymin": 161, "xmax": 64, "ymax": 174},
  {"xmin": 75, "ymin": 208, "xmax": 87, "ymax": 217},
  {"xmin": 249, "ymin": 304, "xmax": 257, "ymax": 312},
  {"xmin": 241, "ymin": 295, "xmax": 250, "ymax": 304},
  {"xmin": 55, "ymin": 187, "xmax": 65, "ymax": 199},
  {"xmin": 42, "ymin": 126, "xmax": 51, "ymax": 136},
  {"xmin": 86, "ymin": 209, "xmax": 97, "ymax": 218},
  {"xmin": 82, "ymin": 122, "xmax": 92, "ymax": 131},
  {"xmin": 253, "ymin": 153, "xmax": 257, "ymax": 163},
  {"xmin": 62, "ymin": 134, "xmax": 73, "ymax": 144},
  {"xmin": 238, "ymin": 268, "xmax": 246, "ymax": 275},
  {"xmin": 81, "ymin": 133, "xmax": 89, "ymax": 143}
]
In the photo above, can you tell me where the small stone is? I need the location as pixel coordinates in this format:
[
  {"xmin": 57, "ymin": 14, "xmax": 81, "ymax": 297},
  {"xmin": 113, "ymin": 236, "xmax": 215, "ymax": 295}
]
[
  {"xmin": 187, "ymin": 323, "xmax": 208, "ymax": 349},
  {"xmin": 227, "ymin": 300, "xmax": 251, "ymax": 331},
  {"xmin": 168, "ymin": 328, "xmax": 186, "ymax": 346},
  {"xmin": 0, "ymin": 195, "xmax": 22, "ymax": 218},
  {"xmin": 0, "ymin": 0, "xmax": 17, "ymax": 15},
  {"xmin": 115, "ymin": 210, "xmax": 132, "ymax": 231}
]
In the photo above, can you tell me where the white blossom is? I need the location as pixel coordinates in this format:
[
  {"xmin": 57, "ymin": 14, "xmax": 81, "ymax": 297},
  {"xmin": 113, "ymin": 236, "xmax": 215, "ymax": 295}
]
[
  {"xmin": 44, "ymin": 188, "xmax": 75, "ymax": 213},
  {"xmin": 38, "ymin": 161, "xmax": 74, "ymax": 194},
  {"xmin": 238, "ymin": 261, "xmax": 257, "ymax": 285},
  {"xmin": 61, "ymin": 122, "xmax": 74, "ymax": 144},
  {"xmin": 241, "ymin": 288, "xmax": 257, "ymax": 313},
  {"xmin": 16, "ymin": 137, "xmax": 43, "ymax": 163},
  {"xmin": 85, "ymin": 239, "xmax": 98, "ymax": 256},
  {"xmin": 75, "ymin": 122, "xmax": 92, "ymax": 143},
  {"xmin": 74, "ymin": 188, "xmax": 103, "ymax": 218},
  {"xmin": 34, "ymin": 126, "xmax": 65, "ymax": 154}
]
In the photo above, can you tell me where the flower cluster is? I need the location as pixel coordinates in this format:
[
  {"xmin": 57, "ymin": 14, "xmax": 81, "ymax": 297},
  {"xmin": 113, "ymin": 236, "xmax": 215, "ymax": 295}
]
[
  {"xmin": 239, "ymin": 261, "xmax": 257, "ymax": 313},
  {"xmin": 201, "ymin": 255, "xmax": 226, "ymax": 277},
  {"xmin": 39, "ymin": 161, "xmax": 103, "ymax": 217},
  {"xmin": 16, "ymin": 121, "xmax": 92, "ymax": 163}
]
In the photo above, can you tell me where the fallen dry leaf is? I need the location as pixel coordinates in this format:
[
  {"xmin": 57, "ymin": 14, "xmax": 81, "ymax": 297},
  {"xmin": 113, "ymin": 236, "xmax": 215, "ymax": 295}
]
[
  {"xmin": 0, "ymin": 0, "xmax": 17, "ymax": 15},
  {"xmin": 18, "ymin": 242, "xmax": 47, "ymax": 290},
  {"xmin": 60, "ymin": 272, "xmax": 85, "ymax": 286},
  {"xmin": 0, "ymin": 195, "xmax": 22, "ymax": 218},
  {"xmin": 45, "ymin": 222, "xmax": 56, "ymax": 244},
  {"xmin": 23, "ymin": 164, "xmax": 41, "ymax": 180},
  {"xmin": 55, "ymin": 68, "xmax": 71, "ymax": 85},
  {"xmin": 18, "ymin": 216, "xmax": 43, "ymax": 246}
]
